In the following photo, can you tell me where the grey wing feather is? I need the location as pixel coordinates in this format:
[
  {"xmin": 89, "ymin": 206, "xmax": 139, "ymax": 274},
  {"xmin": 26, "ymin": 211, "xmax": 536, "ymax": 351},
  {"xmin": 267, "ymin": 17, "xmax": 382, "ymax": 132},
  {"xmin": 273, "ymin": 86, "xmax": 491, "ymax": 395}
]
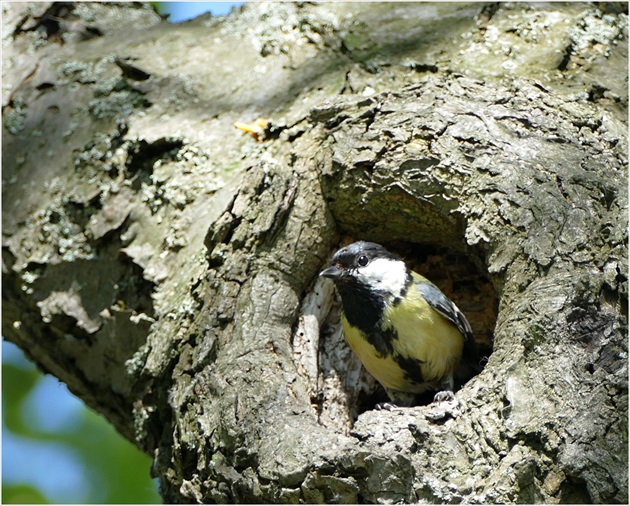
[{"xmin": 417, "ymin": 281, "xmax": 473, "ymax": 341}]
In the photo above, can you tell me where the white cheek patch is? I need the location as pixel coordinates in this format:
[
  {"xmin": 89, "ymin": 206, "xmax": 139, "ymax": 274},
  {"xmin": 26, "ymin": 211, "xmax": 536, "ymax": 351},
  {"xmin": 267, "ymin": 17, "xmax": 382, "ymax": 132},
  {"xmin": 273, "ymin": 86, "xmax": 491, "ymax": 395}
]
[{"xmin": 355, "ymin": 258, "xmax": 409, "ymax": 296}]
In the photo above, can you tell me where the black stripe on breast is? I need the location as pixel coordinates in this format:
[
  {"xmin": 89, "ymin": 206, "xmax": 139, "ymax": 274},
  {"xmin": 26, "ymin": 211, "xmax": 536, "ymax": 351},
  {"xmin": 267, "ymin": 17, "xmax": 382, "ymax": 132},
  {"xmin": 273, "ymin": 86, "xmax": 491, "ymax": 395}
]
[
  {"xmin": 393, "ymin": 353, "xmax": 425, "ymax": 385},
  {"xmin": 367, "ymin": 326, "xmax": 397, "ymax": 357},
  {"xmin": 337, "ymin": 283, "xmax": 396, "ymax": 357}
]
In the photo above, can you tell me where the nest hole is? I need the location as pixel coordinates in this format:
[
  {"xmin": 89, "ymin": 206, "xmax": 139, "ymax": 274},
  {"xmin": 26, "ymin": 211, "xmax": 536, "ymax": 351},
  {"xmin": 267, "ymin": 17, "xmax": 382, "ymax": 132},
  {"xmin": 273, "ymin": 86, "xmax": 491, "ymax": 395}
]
[{"xmin": 317, "ymin": 237, "xmax": 498, "ymax": 426}]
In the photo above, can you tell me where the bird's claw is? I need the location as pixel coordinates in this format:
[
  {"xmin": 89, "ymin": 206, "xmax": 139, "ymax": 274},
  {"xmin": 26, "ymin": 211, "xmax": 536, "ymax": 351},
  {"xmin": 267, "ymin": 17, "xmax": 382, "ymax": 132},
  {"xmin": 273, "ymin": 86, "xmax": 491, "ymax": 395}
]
[
  {"xmin": 426, "ymin": 390, "xmax": 461, "ymax": 421},
  {"xmin": 375, "ymin": 402, "xmax": 400, "ymax": 411},
  {"xmin": 433, "ymin": 390, "xmax": 456, "ymax": 403}
]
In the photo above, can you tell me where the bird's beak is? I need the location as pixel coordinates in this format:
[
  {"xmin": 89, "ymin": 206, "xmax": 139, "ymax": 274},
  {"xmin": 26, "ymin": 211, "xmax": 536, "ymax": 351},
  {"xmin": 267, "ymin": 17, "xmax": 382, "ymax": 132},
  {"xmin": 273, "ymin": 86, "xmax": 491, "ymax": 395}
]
[{"xmin": 320, "ymin": 265, "xmax": 345, "ymax": 279}]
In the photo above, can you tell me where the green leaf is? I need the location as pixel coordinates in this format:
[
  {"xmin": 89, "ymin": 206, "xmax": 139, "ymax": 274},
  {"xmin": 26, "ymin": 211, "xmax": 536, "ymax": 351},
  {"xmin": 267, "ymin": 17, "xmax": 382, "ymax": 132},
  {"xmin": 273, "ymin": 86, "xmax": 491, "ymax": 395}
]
[{"xmin": 2, "ymin": 483, "xmax": 49, "ymax": 504}]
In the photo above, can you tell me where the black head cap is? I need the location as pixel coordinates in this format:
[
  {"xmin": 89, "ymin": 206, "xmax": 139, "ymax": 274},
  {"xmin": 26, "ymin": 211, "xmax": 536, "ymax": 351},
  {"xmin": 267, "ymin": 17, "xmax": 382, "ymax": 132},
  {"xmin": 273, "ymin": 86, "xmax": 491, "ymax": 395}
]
[
  {"xmin": 320, "ymin": 241, "xmax": 399, "ymax": 279},
  {"xmin": 333, "ymin": 241, "xmax": 397, "ymax": 266}
]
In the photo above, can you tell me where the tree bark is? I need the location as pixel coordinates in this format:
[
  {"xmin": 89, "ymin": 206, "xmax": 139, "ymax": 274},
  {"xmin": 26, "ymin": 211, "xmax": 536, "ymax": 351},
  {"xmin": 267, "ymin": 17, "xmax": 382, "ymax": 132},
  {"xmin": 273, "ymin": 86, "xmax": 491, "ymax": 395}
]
[{"xmin": 3, "ymin": 2, "xmax": 627, "ymax": 503}]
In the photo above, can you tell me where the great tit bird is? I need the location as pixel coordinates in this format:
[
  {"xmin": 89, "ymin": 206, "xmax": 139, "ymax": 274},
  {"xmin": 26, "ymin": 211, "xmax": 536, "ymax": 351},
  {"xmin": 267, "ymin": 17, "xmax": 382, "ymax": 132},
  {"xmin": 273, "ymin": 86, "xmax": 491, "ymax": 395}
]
[{"xmin": 320, "ymin": 241, "xmax": 477, "ymax": 407}]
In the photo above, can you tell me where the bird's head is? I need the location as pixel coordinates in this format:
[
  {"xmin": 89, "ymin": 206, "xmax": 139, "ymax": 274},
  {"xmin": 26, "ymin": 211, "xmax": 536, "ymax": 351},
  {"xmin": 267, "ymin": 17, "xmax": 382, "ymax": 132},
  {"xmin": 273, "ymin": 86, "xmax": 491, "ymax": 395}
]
[{"xmin": 320, "ymin": 241, "xmax": 410, "ymax": 298}]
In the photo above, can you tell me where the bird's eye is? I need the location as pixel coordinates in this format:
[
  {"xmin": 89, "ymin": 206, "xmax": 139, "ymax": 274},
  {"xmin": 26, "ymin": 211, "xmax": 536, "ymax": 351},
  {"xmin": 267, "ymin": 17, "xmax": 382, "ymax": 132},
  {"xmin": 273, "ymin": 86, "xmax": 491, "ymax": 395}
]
[{"xmin": 357, "ymin": 255, "xmax": 369, "ymax": 267}]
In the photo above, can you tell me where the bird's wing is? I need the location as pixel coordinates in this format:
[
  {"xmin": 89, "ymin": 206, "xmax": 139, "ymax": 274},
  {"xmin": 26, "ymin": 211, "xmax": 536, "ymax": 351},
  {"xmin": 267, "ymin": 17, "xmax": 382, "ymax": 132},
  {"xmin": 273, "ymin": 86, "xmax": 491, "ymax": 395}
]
[{"xmin": 415, "ymin": 278, "xmax": 473, "ymax": 342}]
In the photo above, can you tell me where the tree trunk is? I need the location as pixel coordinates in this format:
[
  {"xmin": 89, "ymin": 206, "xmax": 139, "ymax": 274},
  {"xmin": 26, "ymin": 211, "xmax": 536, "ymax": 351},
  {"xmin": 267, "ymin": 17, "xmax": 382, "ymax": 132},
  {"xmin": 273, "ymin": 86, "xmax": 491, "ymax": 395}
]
[{"xmin": 3, "ymin": 2, "xmax": 627, "ymax": 503}]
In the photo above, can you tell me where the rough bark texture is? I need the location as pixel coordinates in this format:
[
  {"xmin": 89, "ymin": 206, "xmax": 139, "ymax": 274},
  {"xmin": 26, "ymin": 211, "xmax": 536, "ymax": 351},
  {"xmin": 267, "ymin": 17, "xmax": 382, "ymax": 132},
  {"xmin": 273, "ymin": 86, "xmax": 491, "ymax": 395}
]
[{"xmin": 3, "ymin": 2, "xmax": 627, "ymax": 503}]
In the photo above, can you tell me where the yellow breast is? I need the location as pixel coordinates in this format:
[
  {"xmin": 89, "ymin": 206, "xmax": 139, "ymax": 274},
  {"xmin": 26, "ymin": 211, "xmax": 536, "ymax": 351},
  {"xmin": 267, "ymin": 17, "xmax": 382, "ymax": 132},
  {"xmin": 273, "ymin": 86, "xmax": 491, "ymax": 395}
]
[{"xmin": 341, "ymin": 285, "xmax": 464, "ymax": 393}]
